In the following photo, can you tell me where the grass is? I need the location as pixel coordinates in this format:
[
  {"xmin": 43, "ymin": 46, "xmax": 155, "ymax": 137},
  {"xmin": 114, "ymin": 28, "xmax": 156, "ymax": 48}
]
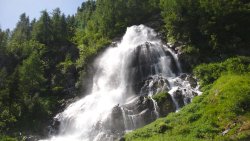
[{"xmin": 125, "ymin": 73, "xmax": 250, "ymax": 141}]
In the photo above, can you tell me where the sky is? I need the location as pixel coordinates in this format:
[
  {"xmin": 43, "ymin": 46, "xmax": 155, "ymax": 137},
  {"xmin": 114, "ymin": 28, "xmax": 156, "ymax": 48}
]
[{"xmin": 0, "ymin": 0, "xmax": 84, "ymax": 30}]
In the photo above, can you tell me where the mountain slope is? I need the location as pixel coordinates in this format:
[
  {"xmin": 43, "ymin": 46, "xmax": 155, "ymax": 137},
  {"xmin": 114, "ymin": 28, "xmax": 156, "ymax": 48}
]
[{"xmin": 125, "ymin": 60, "xmax": 250, "ymax": 141}]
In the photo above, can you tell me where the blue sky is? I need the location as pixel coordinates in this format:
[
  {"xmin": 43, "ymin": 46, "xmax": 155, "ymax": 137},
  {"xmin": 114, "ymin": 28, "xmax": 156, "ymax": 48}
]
[{"xmin": 0, "ymin": 0, "xmax": 84, "ymax": 30}]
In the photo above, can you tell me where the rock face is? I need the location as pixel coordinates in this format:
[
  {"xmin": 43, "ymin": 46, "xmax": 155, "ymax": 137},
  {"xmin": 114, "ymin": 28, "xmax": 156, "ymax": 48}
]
[
  {"xmin": 172, "ymin": 89, "xmax": 185, "ymax": 108},
  {"xmin": 167, "ymin": 41, "xmax": 201, "ymax": 72},
  {"xmin": 153, "ymin": 92, "xmax": 176, "ymax": 117},
  {"xmin": 122, "ymin": 96, "xmax": 157, "ymax": 130},
  {"xmin": 110, "ymin": 105, "xmax": 125, "ymax": 134},
  {"xmin": 168, "ymin": 74, "xmax": 201, "ymax": 109},
  {"xmin": 128, "ymin": 42, "xmax": 179, "ymax": 94},
  {"xmin": 187, "ymin": 75, "xmax": 197, "ymax": 88},
  {"xmin": 140, "ymin": 75, "xmax": 170, "ymax": 96},
  {"xmin": 87, "ymin": 96, "xmax": 158, "ymax": 141},
  {"xmin": 93, "ymin": 105, "xmax": 126, "ymax": 141}
]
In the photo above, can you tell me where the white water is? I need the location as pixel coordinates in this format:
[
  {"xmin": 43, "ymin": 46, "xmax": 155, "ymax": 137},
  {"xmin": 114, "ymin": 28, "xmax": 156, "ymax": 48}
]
[{"xmin": 43, "ymin": 25, "xmax": 200, "ymax": 141}]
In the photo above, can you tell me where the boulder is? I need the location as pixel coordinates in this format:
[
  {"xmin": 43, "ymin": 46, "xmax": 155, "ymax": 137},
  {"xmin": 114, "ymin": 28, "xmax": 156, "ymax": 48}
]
[
  {"xmin": 122, "ymin": 96, "xmax": 157, "ymax": 129},
  {"xmin": 173, "ymin": 89, "xmax": 185, "ymax": 108},
  {"xmin": 179, "ymin": 73, "xmax": 188, "ymax": 80},
  {"xmin": 186, "ymin": 76, "xmax": 197, "ymax": 88},
  {"xmin": 153, "ymin": 92, "xmax": 176, "ymax": 117},
  {"xmin": 110, "ymin": 105, "xmax": 125, "ymax": 133}
]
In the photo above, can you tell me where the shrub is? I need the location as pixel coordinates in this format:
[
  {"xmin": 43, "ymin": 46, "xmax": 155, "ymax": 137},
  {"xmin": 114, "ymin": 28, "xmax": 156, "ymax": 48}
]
[{"xmin": 194, "ymin": 56, "xmax": 250, "ymax": 86}]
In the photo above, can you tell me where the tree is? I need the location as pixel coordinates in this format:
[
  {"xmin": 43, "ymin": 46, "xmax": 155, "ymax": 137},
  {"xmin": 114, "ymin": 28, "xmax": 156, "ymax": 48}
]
[
  {"xmin": 0, "ymin": 29, "xmax": 9, "ymax": 68},
  {"xmin": 19, "ymin": 52, "xmax": 46, "ymax": 97},
  {"xmin": 11, "ymin": 13, "xmax": 31, "ymax": 43},
  {"xmin": 32, "ymin": 10, "xmax": 53, "ymax": 45},
  {"xmin": 160, "ymin": 0, "xmax": 250, "ymax": 51}
]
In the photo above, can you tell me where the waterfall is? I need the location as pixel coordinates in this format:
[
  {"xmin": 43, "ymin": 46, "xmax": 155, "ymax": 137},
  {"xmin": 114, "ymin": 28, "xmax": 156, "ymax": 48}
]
[{"xmin": 42, "ymin": 25, "xmax": 200, "ymax": 141}]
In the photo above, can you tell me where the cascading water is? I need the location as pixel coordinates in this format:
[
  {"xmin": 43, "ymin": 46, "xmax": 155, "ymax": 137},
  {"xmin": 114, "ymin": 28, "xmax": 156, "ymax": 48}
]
[{"xmin": 43, "ymin": 25, "xmax": 201, "ymax": 141}]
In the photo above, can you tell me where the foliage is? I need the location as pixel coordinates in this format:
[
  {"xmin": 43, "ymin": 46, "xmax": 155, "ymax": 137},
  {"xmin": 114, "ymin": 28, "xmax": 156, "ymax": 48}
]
[
  {"xmin": 160, "ymin": 0, "xmax": 250, "ymax": 52},
  {"xmin": 194, "ymin": 56, "xmax": 250, "ymax": 86},
  {"xmin": 11, "ymin": 13, "xmax": 31, "ymax": 43},
  {"xmin": 0, "ymin": 7, "xmax": 78, "ymax": 137},
  {"xmin": 0, "ymin": 135, "xmax": 17, "ymax": 141}
]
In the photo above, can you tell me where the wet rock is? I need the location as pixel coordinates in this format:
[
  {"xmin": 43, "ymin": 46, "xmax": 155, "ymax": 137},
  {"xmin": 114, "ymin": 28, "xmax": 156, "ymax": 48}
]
[
  {"xmin": 184, "ymin": 97, "xmax": 191, "ymax": 104},
  {"xmin": 137, "ymin": 76, "xmax": 170, "ymax": 96},
  {"xmin": 140, "ymin": 109, "xmax": 155, "ymax": 125},
  {"xmin": 179, "ymin": 73, "xmax": 188, "ymax": 80},
  {"xmin": 50, "ymin": 118, "xmax": 60, "ymax": 135},
  {"xmin": 128, "ymin": 41, "xmax": 179, "ymax": 94},
  {"xmin": 192, "ymin": 91, "xmax": 198, "ymax": 97},
  {"xmin": 129, "ymin": 96, "xmax": 154, "ymax": 113},
  {"xmin": 23, "ymin": 135, "xmax": 41, "ymax": 141},
  {"xmin": 122, "ymin": 96, "xmax": 157, "ymax": 129},
  {"xmin": 59, "ymin": 97, "xmax": 79, "ymax": 111},
  {"xmin": 173, "ymin": 89, "xmax": 185, "ymax": 108},
  {"xmin": 110, "ymin": 105, "xmax": 125, "ymax": 133},
  {"xmin": 186, "ymin": 76, "xmax": 197, "ymax": 88},
  {"xmin": 110, "ymin": 42, "xmax": 118, "ymax": 47},
  {"xmin": 153, "ymin": 92, "xmax": 176, "ymax": 117},
  {"xmin": 167, "ymin": 41, "xmax": 184, "ymax": 54},
  {"xmin": 142, "ymin": 97, "xmax": 154, "ymax": 110},
  {"xmin": 119, "ymin": 137, "xmax": 125, "ymax": 141},
  {"xmin": 95, "ymin": 105, "xmax": 125, "ymax": 140}
]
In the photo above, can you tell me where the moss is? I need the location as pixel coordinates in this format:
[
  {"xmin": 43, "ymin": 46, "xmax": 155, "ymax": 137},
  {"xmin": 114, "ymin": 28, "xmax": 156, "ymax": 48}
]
[
  {"xmin": 152, "ymin": 91, "xmax": 175, "ymax": 116},
  {"xmin": 152, "ymin": 91, "xmax": 170, "ymax": 104}
]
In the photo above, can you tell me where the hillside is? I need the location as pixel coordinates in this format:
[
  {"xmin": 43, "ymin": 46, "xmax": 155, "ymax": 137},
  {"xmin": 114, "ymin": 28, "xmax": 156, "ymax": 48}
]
[{"xmin": 125, "ymin": 57, "xmax": 250, "ymax": 141}]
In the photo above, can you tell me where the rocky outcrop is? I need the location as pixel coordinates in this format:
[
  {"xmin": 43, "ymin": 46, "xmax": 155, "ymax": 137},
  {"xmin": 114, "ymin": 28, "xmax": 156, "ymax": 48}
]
[
  {"xmin": 88, "ymin": 96, "xmax": 158, "ymax": 141},
  {"xmin": 153, "ymin": 92, "xmax": 176, "ymax": 117},
  {"xmin": 110, "ymin": 105, "xmax": 125, "ymax": 133},
  {"xmin": 123, "ymin": 96, "xmax": 156, "ymax": 126},
  {"xmin": 172, "ymin": 89, "xmax": 185, "ymax": 108},
  {"xmin": 186, "ymin": 75, "xmax": 197, "ymax": 88},
  {"xmin": 166, "ymin": 42, "xmax": 200, "ymax": 72},
  {"xmin": 139, "ymin": 76, "xmax": 170, "ymax": 96},
  {"xmin": 128, "ymin": 42, "xmax": 179, "ymax": 94}
]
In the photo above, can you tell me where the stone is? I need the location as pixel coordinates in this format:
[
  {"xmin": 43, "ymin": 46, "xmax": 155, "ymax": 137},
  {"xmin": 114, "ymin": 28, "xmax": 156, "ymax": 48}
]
[
  {"xmin": 192, "ymin": 91, "xmax": 198, "ymax": 96},
  {"xmin": 110, "ymin": 105, "xmax": 125, "ymax": 133},
  {"xmin": 173, "ymin": 89, "xmax": 185, "ymax": 108},
  {"xmin": 179, "ymin": 73, "xmax": 188, "ymax": 80},
  {"xmin": 156, "ymin": 93, "xmax": 176, "ymax": 117},
  {"xmin": 23, "ymin": 135, "xmax": 41, "ymax": 141},
  {"xmin": 186, "ymin": 76, "xmax": 197, "ymax": 88},
  {"xmin": 110, "ymin": 42, "xmax": 118, "ymax": 47}
]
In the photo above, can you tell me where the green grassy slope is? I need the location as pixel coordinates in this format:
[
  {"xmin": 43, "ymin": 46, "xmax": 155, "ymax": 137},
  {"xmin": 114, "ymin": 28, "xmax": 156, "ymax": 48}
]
[{"xmin": 125, "ymin": 73, "xmax": 250, "ymax": 141}]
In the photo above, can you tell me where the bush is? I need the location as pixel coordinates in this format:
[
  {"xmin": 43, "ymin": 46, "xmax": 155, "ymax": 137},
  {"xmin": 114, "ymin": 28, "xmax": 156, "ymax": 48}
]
[
  {"xmin": 194, "ymin": 56, "xmax": 250, "ymax": 86},
  {"xmin": 0, "ymin": 135, "xmax": 17, "ymax": 141}
]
